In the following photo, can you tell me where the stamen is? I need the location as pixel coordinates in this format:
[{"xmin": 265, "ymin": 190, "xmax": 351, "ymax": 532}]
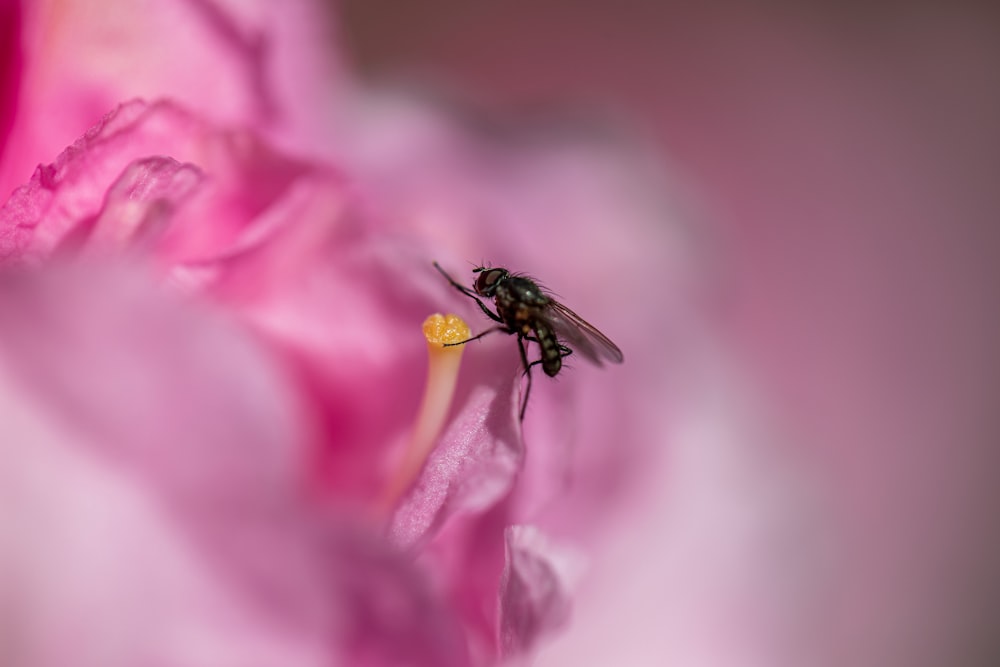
[{"xmin": 379, "ymin": 313, "xmax": 470, "ymax": 514}]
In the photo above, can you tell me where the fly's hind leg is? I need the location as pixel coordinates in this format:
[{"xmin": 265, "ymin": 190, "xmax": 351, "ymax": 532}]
[
  {"xmin": 515, "ymin": 340, "xmax": 573, "ymax": 420},
  {"xmin": 515, "ymin": 338, "xmax": 576, "ymax": 421},
  {"xmin": 516, "ymin": 335, "xmax": 533, "ymax": 421},
  {"xmin": 523, "ymin": 341, "xmax": 574, "ymax": 374}
]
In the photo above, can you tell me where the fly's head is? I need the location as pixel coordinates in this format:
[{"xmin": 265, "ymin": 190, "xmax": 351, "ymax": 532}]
[{"xmin": 472, "ymin": 267, "xmax": 509, "ymax": 297}]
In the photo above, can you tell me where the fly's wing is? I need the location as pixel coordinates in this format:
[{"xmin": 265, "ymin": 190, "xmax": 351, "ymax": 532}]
[{"xmin": 543, "ymin": 299, "xmax": 624, "ymax": 366}]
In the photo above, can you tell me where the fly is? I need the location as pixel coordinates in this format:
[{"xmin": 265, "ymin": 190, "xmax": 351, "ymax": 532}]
[{"xmin": 433, "ymin": 261, "xmax": 623, "ymax": 420}]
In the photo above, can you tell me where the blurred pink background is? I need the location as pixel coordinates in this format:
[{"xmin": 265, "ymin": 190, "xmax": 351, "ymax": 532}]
[{"xmin": 340, "ymin": 2, "xmax": 1000, "ymax": 665}]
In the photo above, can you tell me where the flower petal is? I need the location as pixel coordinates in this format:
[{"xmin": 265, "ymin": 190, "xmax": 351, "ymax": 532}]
[
  {"xmin": 0, "ymin": 0, "xmax": 342, "ymax": 197},
  {"xmin": 0, "ymin": 99, "xmax": 313, "ymax": 264},
  {"xmin": 389, "ymin": 371, "xmax": 523, "ymax": 549},
  {"xmin": 0, "ymin": 259, "xmax": 307, "ymax": 507},
  {"xmin": 498, "ymin": 526, "xmax": 583, "ymax": 660}
]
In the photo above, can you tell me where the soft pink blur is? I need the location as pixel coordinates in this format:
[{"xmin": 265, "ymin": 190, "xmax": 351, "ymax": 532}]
[
  {"xmin": 342, "ymin": 2, "xmax": 1000, "ymax": 666},
  {"xmin": 0, "ymin": 261, "xmax": 476, "ymax": 666}
]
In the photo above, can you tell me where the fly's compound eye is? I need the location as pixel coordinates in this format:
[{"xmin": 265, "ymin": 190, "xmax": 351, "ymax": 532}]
[{"xmin": 474, "ymin": 268, "xmax": 507, "ymax": 296}]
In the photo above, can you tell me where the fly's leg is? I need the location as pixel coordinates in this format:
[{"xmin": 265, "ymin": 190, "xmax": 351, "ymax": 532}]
[
  {"xmin": 473, "ymin": 298, "xmax": 504, "ymax": 324},
  {"xmin": 524, "ymin": 344, "xmax": 573, "ymax": 371},
  {"xmin": 433, "ymin": 260, "xmax": 478, "ymax": 298},
  {"xmin": 514, "ymin": 337, "xmax": 574, "ymax": 420},
  {"xmin": 433, "ymin": 261, "xmax": 503, "ymax": 324},
  {"xmin": 442, "ymin": 325, "xmax": 510, "ymax": 348},
  {"xmin": 518, "ymin": 341, "xmax": 571, "ymax": 421},
  {"xmin": 516, "ymin": 335, "xmax": 533, "ymax": 421},
  {"xmin": 523, "ymin": 338, "xmax": 572, "ymax": 356}
]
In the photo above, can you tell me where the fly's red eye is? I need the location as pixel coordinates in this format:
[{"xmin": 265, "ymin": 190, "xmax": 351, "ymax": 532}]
[{"xmin": 475, "ymin": 268, "xmax": 505, "ymax": 295}]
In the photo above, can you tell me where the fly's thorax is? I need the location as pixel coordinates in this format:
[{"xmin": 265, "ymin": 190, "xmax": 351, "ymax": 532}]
[
  {"xmin": 494, "ymin": 278, "xmax": 545, "ymax": 328},
  {"xmin": 504, "ymin": 277, "xmax": 549, "ymax": 306}
]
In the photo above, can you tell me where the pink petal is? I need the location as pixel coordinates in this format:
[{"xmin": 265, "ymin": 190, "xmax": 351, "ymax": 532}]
[
  {"xmin": 56, "ymin": 156, "xmax": 205, "ymax": 256},
  {"xmin": 0, "ymin": 259, "xmax": 309, "ymax": 516},
  {"xmin": 0, "ymin": 99, "xmax": 314, "ymax": 264},
  {"xmin": 498, "ymin": 526, "xmax": 581, "ymax": 660},
  {"xmin": 388, "ymin": 371, "xmax": 523, "ymax": 549},
  {"xmin": 180, "ymin": 201, "xmax": 422, "ymax": 498},
  {"xmin": 0, "ymin": 0, "xmax": 343, "ymax": 197}
]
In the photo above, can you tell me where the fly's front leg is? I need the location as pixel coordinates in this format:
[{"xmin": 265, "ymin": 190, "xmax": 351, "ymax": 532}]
[
  {"xmin": 433, "ymin": 261, "xmax": 503, "ymax": 324},
  {"xmin": 433, "ymin": 261, "xmax": 477, "ymax": 297},
  {"xmin": 473, "ymin": 298, "xmax": 504, "ymax": 324}
]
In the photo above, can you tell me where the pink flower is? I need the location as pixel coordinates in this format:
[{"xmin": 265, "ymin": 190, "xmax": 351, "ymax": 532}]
[{"xmin": 1, "ymin": 1, "xmax": 674, "ymax": 665}]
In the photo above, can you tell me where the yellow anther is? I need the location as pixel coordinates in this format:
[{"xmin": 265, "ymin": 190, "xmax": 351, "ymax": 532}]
[{"xmin": 422, "ymin": 313, "xmax": 471, "ymax": 347}]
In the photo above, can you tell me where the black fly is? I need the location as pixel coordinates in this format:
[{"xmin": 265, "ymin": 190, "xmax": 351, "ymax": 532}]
[{"xmin": 433, "ymin": 261, "xmax": 623, "ymax": 420}]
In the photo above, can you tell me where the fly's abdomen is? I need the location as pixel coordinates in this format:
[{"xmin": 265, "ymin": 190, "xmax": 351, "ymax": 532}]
[{"xmin": 534, "ymin": 324, "xmax": 563, "ymax": 377}]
